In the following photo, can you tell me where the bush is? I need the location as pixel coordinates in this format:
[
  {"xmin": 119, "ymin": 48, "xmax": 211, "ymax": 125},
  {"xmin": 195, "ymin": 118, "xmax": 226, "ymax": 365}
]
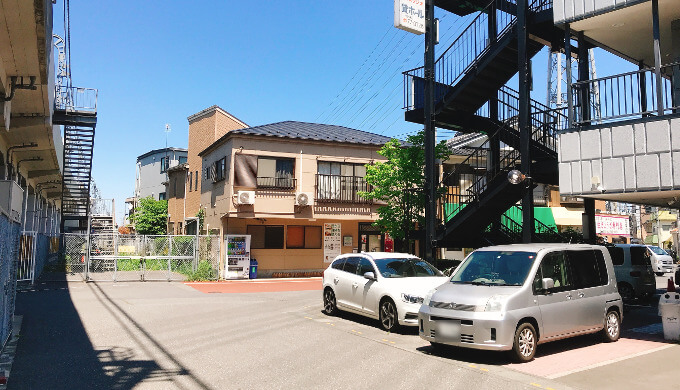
[{"xmin": 184, "ymin": 261, "xmax": 216, "ymax": 281}]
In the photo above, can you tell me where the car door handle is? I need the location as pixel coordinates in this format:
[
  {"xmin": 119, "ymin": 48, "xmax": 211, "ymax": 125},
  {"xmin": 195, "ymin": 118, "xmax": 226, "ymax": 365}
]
[
  {"xmin": 334, "ymin": 277, "xmax": 339, "ymax": 284},
  {"xmin": 566, "ymin": 294, "xmax": 572, "ymax": 300},
  {"xmin": 578, "ymin": 292, "xmax": 585, "ymax": 298},
  {"xmin": 352, "ymin": 282, "xmax": 358, "ymax": 288}
]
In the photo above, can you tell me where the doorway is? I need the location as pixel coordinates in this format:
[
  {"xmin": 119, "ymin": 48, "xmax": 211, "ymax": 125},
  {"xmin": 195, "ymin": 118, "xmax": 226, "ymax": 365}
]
[{"xmin": 358, "ymin": 223, "xmax": 384, "ymax": 253}]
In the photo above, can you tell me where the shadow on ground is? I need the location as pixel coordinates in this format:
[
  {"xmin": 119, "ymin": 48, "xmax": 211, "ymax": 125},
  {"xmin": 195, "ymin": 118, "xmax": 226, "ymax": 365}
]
[{"xmin": 9, "ymin": 272, "xmax": 211, "ymax": 390}]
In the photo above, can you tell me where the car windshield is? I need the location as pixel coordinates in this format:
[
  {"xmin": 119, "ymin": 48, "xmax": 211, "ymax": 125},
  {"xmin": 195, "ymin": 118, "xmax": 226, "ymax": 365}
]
[
  {"xmin": 451, "ymin": 251, "xmax": 536, "ymax": 286},
  {"xmin": 648, "ymin": 246, "xmax": 668, "ymax": 255},
  {"xmin": 372, "ymin": 258, "xmax": 443, "ymax": 278}
]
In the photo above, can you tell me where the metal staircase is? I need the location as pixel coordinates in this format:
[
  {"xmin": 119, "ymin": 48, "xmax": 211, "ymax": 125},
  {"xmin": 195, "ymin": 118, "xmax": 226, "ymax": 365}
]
[
  {"xmin": 53, "ymin": 86, "xmax": 97, "ymax": 233},
  {"xmin": 402, "ymin": 0, "xmax": 564, "ymax": 247}
]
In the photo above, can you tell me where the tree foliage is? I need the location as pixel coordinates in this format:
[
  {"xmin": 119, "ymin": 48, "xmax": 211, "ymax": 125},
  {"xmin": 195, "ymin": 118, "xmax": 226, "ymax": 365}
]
[
  {"xmin": 129, "ymin": 196, "xmax": 167, "ymax": 235},
  {"xmin": 360, "ymin": 130, "xmax": 450, "ymax": 242}
]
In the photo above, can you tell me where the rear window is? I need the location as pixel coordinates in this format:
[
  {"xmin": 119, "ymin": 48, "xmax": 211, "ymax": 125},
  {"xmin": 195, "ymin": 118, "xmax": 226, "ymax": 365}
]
[
  {"xmin": 568, "ymin": 250, "xmax": 603, "ymax": 289},
  {"xmin": 607, "ymin": 247, "xmax": 624, "ymax": 266},
  {"xmin": 630, "ymin": 247, "xmax": 650, "ymax": 266}
]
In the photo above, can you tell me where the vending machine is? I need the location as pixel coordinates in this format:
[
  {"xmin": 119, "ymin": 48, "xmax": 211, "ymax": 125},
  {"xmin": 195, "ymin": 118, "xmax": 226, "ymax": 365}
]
[{"xmin": 224, "ymin": 235, "xmax": 251, "ymax": 279}]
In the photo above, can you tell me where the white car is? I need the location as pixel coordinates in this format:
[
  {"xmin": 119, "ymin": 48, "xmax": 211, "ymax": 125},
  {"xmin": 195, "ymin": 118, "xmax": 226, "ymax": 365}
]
[
  {"xmin": 322, "ymin": 252, "xmax": 448, "ymax": 331},
  {"xmin": 646, "ymin": 246, "xmax": 674, "ymax": 276}
]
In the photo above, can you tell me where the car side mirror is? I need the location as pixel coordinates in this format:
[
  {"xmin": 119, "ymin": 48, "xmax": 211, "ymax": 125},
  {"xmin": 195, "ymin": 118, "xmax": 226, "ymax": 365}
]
[
  {"xmin": 363, "ymin": 272, "xmax": 376, "ymax": 281},
  {"xmin": 541, "ymin": 278, "xmax": 554, "ymax": 291}
]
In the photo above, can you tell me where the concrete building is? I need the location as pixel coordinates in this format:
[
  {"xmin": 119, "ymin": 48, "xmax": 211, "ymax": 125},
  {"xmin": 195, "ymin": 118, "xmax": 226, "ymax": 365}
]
[
  {"xmin": 166, "ymin": 106, "xmax": 248, "ymax": 235},
  {"xmin": 197, "ymin": 120, "xmax": 391, "ymax": 277},
  {"xmin": 125, "ymin": 147, "xmax": 187, "ymax": 224},
  {"xmin": 555, "ymin": 0, "xmax": 680, "ymax": 209}
]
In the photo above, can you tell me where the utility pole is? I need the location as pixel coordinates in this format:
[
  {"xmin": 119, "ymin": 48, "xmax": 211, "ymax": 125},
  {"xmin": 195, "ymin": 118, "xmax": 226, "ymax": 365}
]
[
  {"xmin": 164, "ymin": 124, "xmax": 171, "ymax": 195},
  {"xmin": 518, "ymin": 0, "xmax": 533, "ymax": 243},
  {"xmin": 424, "ymin": 0, "xmax": 436, "ymax": 262}
]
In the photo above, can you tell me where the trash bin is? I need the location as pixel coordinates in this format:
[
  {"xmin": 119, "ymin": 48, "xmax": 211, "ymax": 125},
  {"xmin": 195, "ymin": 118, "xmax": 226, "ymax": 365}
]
[
  {"xmin": 658, "ymin": 292, "xmax": 680, "ymax": 341},
  {"xmin": 249, "ymin": 259, "xmax": 258, "ymax": 279}
]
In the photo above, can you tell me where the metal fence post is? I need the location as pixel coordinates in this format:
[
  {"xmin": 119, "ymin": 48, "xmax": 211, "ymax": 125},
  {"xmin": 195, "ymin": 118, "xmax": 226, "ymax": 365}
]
[
  {"xmin": 193, "ymin": 235, "xmax": 199, "ymax": 273},
  {"xmin": 167, "ymin": 236, "xmax": 172, "ymax": 281},
  {"xmin": 113, "ymin": 233, "xmax": 118, "ymax": 282}
]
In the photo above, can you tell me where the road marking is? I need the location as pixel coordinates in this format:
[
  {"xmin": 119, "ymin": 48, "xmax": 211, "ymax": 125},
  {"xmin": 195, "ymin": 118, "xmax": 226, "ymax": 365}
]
[
  {"xmin": 304, "ymin": 317, "xmax": 313, "ymax": 320},
  {"xmin": 530, "ymin": 383, "xmax": 542, "ymax": 388},
  {"xmin": 546, "ymin": 344, "xmax": 676, "ymax": 379},
  {"xmin": 479, "ymin": 368, "xmax": 489, "ymax": 372},
  {"xmin": 468, "ymin": 364, "xmax": 477, "ymax": 368}
]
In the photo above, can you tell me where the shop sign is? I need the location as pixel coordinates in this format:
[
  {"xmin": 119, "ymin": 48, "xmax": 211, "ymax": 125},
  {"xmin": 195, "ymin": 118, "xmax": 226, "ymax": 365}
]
[
  {"xmin": 324, "ymin": 223, "xmax": 342, "ymax": 263},
  {"xmin": 394, "ymin": 0, "xmax": 425, "ymax": 35},
  {"xmin": 596, "ymin": 214, "xmax": 630, "ymax": 236}
]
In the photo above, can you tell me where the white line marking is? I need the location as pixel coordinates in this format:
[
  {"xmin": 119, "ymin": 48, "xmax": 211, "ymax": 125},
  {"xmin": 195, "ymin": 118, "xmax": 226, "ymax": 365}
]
[{"xmin": 546, "ymin": 344, "xmax": 676, "ymax": 379}]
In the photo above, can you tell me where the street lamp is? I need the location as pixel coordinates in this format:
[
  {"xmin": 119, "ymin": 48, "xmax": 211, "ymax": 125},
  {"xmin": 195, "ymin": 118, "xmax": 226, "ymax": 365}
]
[{"xmin": 507, "ymin": 169, "xmax": 530, "ymax": 185}]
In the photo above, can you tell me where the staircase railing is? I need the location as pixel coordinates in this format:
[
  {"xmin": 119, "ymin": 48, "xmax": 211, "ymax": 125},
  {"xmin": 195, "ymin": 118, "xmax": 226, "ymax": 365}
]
[
  {"xmin": 439, "ymin": 124, "xmax": 521, "ymax": 223},
  {"xmin": 403, "ymin": 0, "xmax": 548, "ymax": 110}
]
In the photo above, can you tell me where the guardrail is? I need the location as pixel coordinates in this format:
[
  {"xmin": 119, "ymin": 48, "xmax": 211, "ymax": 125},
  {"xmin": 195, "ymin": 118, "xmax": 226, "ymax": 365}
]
[
  {"xmin": 316, "ymin": 174, "xmax": 372, "ymax": 203},
  {"xmin": 256, "ymin": 177, "xmax": 296, "ymax": 190},
  {"xmin": 54, "ymin": 85, "xmax": 98, "ymax": 114}
]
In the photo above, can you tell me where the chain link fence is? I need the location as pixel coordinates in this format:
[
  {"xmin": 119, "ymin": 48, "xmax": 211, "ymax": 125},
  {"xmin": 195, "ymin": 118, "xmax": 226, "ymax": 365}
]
[
  {"xmin": 61, "ymin": 234, "xmax": 220, "ymax": 282},
  {"xmin": 0, "ymin": 214, "xmax": 20, "ymax": 351}
]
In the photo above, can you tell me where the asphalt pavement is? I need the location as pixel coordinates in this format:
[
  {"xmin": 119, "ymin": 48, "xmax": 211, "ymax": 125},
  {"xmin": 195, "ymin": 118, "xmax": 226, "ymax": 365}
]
[{"xmin": 6, "ymin": 272, "xmax": 680, "ymax": 390}]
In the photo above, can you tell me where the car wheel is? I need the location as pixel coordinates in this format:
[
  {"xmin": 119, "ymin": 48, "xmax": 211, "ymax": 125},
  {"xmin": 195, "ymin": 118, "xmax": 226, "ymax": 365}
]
[
  {"xmin": 655, "ymin": 272, "xmax": 665, "ymax": 277},
  {"xmin": 512, "ymin": 323, "xmax": 537, "ymax": 363},
  {"xmin": 323, "ymin": 288, "xmax": 338, "ymax": 316},
  {"xmin": 617, "ymin": 282, "xmax": 635, "ymax": 301},
  {"xmin": 379, "ymin": 298, "xmax": 399, "ymax": 332},
  {"xmin": 601, "ymin": 310, "xmax": 621, "ymax": 342}
]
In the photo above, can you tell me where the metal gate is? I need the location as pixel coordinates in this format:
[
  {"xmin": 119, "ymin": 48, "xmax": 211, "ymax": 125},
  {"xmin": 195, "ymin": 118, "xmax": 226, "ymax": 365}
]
[
  {"xmin": 62, "ymin": 234, "xmax": 220, "ymax": 282},
  {"xmin": 17, "ymin": 231, "xmax": 37, "ymax": 283}
]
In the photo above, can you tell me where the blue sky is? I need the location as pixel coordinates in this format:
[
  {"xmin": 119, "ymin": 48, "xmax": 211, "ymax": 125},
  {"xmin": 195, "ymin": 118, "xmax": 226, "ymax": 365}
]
[{"xmin": 52, "ymin": 1, "xmax": 633, "ymax": 225}]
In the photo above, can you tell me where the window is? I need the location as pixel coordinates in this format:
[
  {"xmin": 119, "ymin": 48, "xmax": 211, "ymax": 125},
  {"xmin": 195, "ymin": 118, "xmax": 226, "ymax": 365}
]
[
  {"xmin": 158, "ymin": 192, "xmax": 166, "ymax": 200},
  {"xmin": 567, "ymin": 250, "xmax": 602, "ymax": 289},
  {"xmin": 214, "ymin": 158, "xmax": 226, "ymax": 182},
  {"xmin": 534, "ymin": 251, "xmax": 572, "ymax": 293},
  {"xmin": 286, "ymin": 226, "xmax": 322, "ymax": 249},
  {"xmin": 179, "ymin": 156, "xmax": 187, "ymax": 165},
  {"xmin": 317, "ymin": 161, "xmax": 368, "ymax": 202},
  {"xmin": 343, "ymin": 257, "xmax": 359, "ymax": 274},
  {"xmin": 160, "ymin": 157, "xmax": 169, "ymax": 173},
  {"xmin": 248, "ymin": 225, "xmax": 284, "ymax": 249},
  {"xmin": 332, "ymin": 258, "xmax": 346, "ymax": 270},
  {"xmin": 607, "ymin": 247, "xmax": 625, "ymax": 266},
  {"xmin": 189, "ymin": 171, "xmax": 193, "ymax": 191},
  {"xmin": 357, "ymin": 258, "xmax": 375, "ymax": 275},
  {"xmin": 257, "ymin": 157, "xmax": 295, "ymax": 188},
  {"xmin": 631, "ymin": 246, "xmax": 651, "ymax": 266},
  {"xmin": 195, "ymin": 170, "xmax": 199, "ymax": 189}
]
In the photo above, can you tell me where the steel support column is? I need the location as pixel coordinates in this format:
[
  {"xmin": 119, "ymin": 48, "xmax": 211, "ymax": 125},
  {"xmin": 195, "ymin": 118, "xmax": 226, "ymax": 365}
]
[
  {"xmin": 565, "ymin": 24, "xmax": 574, "ymax": 127},
  {"xmin": 424, "ymin": 0, "xmax": 437, "ymax": 262},
  {"xmin": 652, "ymin": 0, "xmax": 664, "ymax": 115},
  {"xmin": 518, "ymin": 0, "xmax": 533, "ymax": 243}
]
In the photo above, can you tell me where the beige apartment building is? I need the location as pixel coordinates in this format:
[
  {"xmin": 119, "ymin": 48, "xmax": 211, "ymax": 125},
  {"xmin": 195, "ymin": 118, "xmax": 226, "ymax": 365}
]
[
  {"xmin": 198, "ymin": 120, "xmax": 391, "ymax": 276},
  {"xmin": 167, "ymin": 106, "xmax": 248, "ymax": 234}
]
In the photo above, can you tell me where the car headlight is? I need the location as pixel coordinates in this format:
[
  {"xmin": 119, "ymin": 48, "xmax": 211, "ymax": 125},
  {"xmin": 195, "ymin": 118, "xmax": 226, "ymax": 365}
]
[
  {"xmin": 423, "ymin": 289, "xmax": 436, "ymax": 306},
  {"xmin": 401, "ymin": 293, "xmax": 424, "ymax": 304},
  {"xmin": 485, "ymin": 295, "xmax": 510, "ymax": 312}
]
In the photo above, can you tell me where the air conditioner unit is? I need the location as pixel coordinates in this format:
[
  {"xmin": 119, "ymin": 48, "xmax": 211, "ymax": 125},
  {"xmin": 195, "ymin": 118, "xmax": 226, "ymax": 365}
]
[
  {"xmin": 295, "ymin": 192, "xmax": 313, "ymax": 206},
  {"xmin": 237, "ymin": 190, "xmax": 255, "ymax": 205}
]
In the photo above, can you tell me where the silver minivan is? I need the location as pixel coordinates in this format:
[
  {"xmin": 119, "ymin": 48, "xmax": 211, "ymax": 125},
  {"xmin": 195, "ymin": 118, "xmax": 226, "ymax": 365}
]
[
  {"xmin": 607, "ymin": 244, "xmax": 656, "ymax": 301},
  {"xmin": 418, "ymin": 244, "xmax": 623, "ymax": 362}
]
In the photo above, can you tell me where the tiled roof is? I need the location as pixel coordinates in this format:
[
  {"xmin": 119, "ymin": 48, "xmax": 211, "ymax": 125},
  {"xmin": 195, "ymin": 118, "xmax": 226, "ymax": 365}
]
[
  {"xmin": 200, "ymin": 121, "xmax": 394, "ymax": 156},
  {"xmin": 446, "ymin": 132, "xmax": 487, "ymax": 155}
]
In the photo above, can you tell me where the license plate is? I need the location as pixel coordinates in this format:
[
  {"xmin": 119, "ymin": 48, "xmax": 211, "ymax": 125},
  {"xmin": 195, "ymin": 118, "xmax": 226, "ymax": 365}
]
[{"xmin": 437, "ymin": 320, "xmax": 460, "ymax": 340}]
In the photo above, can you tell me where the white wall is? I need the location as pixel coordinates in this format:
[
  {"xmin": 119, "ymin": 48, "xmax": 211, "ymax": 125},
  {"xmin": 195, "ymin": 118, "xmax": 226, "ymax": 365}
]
[
  {"xmin": 553, "ymin": 0, "xmax": 646, "ymax": 24},
  {"xmin": 558, "ymin": 116, "xmax": 680, "ymax": 195}
]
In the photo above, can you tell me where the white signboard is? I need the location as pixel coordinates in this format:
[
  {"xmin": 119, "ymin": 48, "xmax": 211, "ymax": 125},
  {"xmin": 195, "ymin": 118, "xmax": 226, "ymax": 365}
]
[
  {"xmin": 394, "ymin": 0, "xmax": 425, "ymax": 35},
  {"xmin": 324, "ymin": 223, "xmax": 342, "ymax": 263},
  {"xmin": 596, "ymin": 214, "xmax": 631, "ymax": 236}
]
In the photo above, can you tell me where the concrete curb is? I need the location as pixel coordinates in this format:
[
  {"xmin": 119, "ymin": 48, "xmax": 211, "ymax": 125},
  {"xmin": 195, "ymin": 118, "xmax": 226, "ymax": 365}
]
[{"xmin": 0, "ymin": 315, "xmax": 22, "ymax": 389}]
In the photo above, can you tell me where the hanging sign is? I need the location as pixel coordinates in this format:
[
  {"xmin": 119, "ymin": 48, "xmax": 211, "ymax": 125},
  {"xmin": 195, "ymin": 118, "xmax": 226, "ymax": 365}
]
[
  {"xmin": 394, "ymin": 0, "xmax": 425, "ymax": 35},
  {"xmin": 324, "ymin": 223, "xmax": 342, "ymax": 263}
]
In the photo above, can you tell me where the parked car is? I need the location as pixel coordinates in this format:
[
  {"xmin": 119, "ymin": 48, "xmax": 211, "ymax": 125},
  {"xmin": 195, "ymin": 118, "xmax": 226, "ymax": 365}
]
[
  {"xmin": 419, "ymin": 244, "xmax": 622, "ymax": 362},
  {"xmin": 322, "ymin": 252, "xmax": 448, "ymax": 331},
  {"xmin": 646, "ymin": 246, "xmax": 674, "ymax": 276},
  {"xmin": 607, "ymin": 244, "xmax": 656, "ymax": 301}
]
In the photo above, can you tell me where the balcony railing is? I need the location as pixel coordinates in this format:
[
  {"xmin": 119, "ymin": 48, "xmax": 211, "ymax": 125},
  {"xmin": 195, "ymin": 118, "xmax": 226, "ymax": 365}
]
[
  {"xmin": 256, "ymin": 177, "xmax": 296, "ymax": 190},
  {"xmin": 571, "ymin": 62, "xmax": 680, "ymax": 126},
  {"xmin": 54, "ymin": 85, "xmax": 98, "ymax": 114},
  {"xmin": 315, "ymin": 174, "xmax": 372, "ymax": 204}
]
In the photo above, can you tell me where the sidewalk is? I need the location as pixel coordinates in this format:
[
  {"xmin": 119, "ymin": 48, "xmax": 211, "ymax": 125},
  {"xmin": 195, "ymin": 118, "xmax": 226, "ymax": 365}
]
[{"xmin": 185, "ymin": 277, "xmax": 322, "ymax": 293}]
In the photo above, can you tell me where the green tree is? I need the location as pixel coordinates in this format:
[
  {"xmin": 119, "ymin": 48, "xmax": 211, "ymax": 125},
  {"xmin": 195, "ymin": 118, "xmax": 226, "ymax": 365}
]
[
  {"xmin": 360, "ymin": 130, "xmax": 450, "ymax": 248},
  {"xmin": 130, "ymin": 196, "xmax": 168, "ymax": 235}
]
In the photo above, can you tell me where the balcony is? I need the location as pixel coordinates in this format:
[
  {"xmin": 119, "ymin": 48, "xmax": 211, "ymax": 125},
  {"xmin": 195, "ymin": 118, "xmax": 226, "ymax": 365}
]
[
  {"xmin": 53, "ymin": 85, "xmax": 98, "ymax": 127},
  {"xmin": 256, "ymin": 177, "xmax": 296, "ymax": 190},
  {"xmin": 571, "ymin": 62, "xmax": 680, "ymax": 126},
  {"xmin": 315, "ymin": 174, "xmax": 372, "ymax": 204}
]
